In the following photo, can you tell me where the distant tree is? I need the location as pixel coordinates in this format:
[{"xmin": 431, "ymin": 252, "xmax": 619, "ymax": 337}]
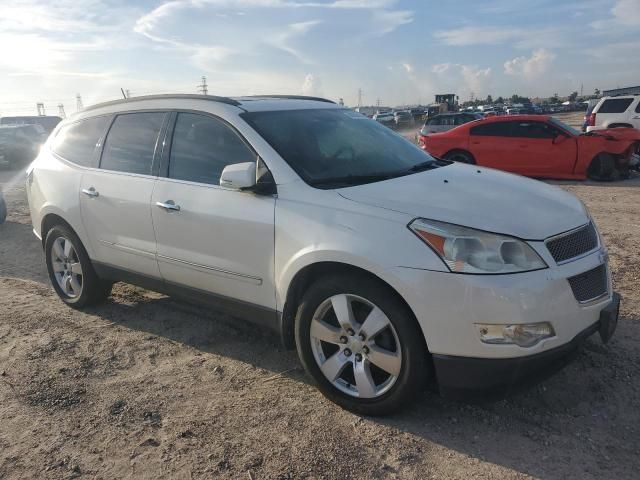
[
  {"xmin": 486, "ymin": 94, "xmax": 493, "ymax": 104},
  {"xmin": 552, "ymin": 93, "xmax": 560, "ymax": 103},
  {"xmin": 568, "ymin": 91, "xmax": 578, "ymax": 102},
  {"xmin": 511, "ymin": 94, "xmax": 530, "ymax": 104},
  {"xmin": 594, "ymin": 88, "xmax": 600, "ymax": 97},
  {"xmin": 495, "ymin": 96, "xmax": 504, "ymax": 104}
]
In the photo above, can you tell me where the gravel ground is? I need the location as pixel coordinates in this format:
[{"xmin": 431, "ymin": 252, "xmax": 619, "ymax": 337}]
[{"xmin": 0, "ymin": 164, "xmax": 639, "ymax": 480}]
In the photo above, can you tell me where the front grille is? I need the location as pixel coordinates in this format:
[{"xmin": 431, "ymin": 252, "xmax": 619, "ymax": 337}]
[
  {"xmin": 546, "ymin": 223, "xmax": 598, "ymax": 264},
  {"xmin": 568, "ymin": 264, "xmax": 608, "ymax": 303}
]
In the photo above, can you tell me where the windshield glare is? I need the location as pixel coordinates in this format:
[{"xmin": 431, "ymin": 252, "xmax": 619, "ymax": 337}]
[{"xmin": 242, "ymin": 108, "xmax": 439, "ymax": 188}]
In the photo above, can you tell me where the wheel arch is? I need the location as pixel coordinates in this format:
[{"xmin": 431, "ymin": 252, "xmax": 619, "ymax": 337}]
[
  {"xmin": 41, "ymin": 213, "xmax": 81, "ymax": 249},
  {"xmin": 279, "ymin": 261, "xmax": 428, "ymax": 354}
]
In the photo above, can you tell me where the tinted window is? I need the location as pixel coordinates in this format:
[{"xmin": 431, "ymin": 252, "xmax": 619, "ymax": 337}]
[
  {"xmin": 242, "ymin": 108, "xmax": 440, "ymax": 188},
  {"xmin": 635, "ymin": 101, "xmax": 640, "ymax": 113},
  {"xmin": 51, "ymin": 116, "xmax": 111, "ymax": 167},
  {"xmin": 100, "ymin": 113, "xmax": 165, "ymax": 175},
  {"xmin": 169, "ymin": 113, "xmax": 256, "ymax": 185},
  {"xmin": 470, "ymin": 121, "xmax": 513, "ymax": 136},
  {"xmin": 511, "ymin": 121, "xmax": 557, "ymax": 139},
  {"xmin": 598, "ymin": 98, "xmax": 633, "ymax": 113}
]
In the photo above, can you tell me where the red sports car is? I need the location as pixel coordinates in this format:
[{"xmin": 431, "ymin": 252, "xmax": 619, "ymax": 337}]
[{"xmin": 418, "ymin": 115, "xmax": 640, "ymax": 180}]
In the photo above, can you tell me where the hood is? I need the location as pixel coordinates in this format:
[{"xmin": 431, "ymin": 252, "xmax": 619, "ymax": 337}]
[
  {"xmin": 338, "ymin": 163, "xmax": 588, "ymax": 240},
  {"xmin": 586, "ymin": 128, "xmax": 640, "ymax": 142}
]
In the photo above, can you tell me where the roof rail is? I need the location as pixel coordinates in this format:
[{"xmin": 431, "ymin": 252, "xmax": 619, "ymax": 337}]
[
  {"xmin": 81, "ymin": 94, "xmax": 242, "ymax": 113},
  {"xmin": 246, "ymin": 95, "xmax": 336, "ymax": 104}
]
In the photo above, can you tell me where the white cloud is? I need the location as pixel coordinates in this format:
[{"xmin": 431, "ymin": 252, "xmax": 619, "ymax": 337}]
[
  {"xmin": 461, "ymin": 65, "xmax": 492, "ymax": 93},
  {"xmin": 504, "ymin": 49, "xmax": 556, "ymax": 78},
  {"xmin": 611, "ymin": 0, "xmax": 640, "ymax": 26},
  {"xmin": 434, "ymin": 26, "xmax": 521, "ymax": 46},
  {"xmin": 268, "ymin": 20, "xmax": 322, "ymax": 64},
  {"xmin": 301, "ymin": 73, "xmax": 323, "ymax": 95},
  {"xmin": 431, "ymin": 63, "xmax": 451, "ymax": 74},
  {"xmin": 401, "ymin": 63, "xmax": 414, "ymax": 74}
]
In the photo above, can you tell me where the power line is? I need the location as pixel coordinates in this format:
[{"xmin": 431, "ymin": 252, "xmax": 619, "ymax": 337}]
[{"xmin": 197, "ymin": 76, "xmax": 208, "ymax": 95}]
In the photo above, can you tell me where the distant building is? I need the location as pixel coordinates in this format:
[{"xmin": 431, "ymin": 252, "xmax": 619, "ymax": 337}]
[{"xmin": 602, "ymin": 86, "xmax": 640, "ymax": 96}]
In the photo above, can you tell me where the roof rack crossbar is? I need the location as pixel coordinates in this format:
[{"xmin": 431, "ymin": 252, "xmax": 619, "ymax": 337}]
[
  {"xmin": 246, "ymin": 95, "xmax": 336, "ymax": 104},
  {"xmin": 81, "ymin": 94, "xmax": 242, "ymax": 113}
]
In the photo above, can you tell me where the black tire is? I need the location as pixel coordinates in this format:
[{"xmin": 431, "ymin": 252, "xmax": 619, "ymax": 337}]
[
  {"xmin": 587, "ymin": 153, "xmax": 616, "ymax": 181},
  {"xmin": 443, "ymin": 150, "xmax": 475, "ymax": 164},
  {"xmin": 295, "ymin": 273, "xmax": 428, "ymax": 415},
  {"xmin": 44, "ymin": 225, "xmax": 112, "ymax": 308}
]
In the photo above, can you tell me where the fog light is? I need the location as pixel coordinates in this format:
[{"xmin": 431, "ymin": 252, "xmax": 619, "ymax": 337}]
[{"xmin": 476, "ymin": 322, "xmax": 555, "ymax": 347}]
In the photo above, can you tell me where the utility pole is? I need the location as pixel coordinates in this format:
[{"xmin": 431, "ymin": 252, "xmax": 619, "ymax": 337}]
[
  {"xmin": 58, "ymin": 104, "xmax": 66, "ymax": 118},
  {"xmin": 580, "ymin": 83, "xmax": 583, "ymax": 97},
  {"xmin": 197, "ymin": 76, "xmax": 208, "ymax": 95},
  {"xmin": 376, "ymin": 98, "xmax": 380, "ymax": 107},
  {"xmin": 36, "ymin": 103, "xmax": 45, "ymax": 116},
  {"xmin": 76, "ymin": 94, "xmax": 83, "ymax": 111},
  {"xmin": 357, "ymin": 88, "xmax": 363, "ymax": 107}
]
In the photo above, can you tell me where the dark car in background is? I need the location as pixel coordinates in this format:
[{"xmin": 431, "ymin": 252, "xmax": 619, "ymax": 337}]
[
  {"xmin": 0, "ymin": 115, "xmax": 62, "ymax": 135},
  {"xmin": 394, "ymin": 110, "xmax": 414, "ymax": 128},
  {"xmin": 420, "ymin": 112, "xmax": 481, "ymax": 134},
  {"xmin": 0, "ymin": 125, "xmax": 46, "ymax": 168}
]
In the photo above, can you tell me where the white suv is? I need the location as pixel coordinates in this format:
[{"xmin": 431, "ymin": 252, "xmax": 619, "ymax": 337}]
[
  {"xmin": 27, "ymin": 94, "xmax": 619, "ymax": 414},
  {"xmin": 586, "ymin": 95, "xmax": 640, "ymax": 132}
]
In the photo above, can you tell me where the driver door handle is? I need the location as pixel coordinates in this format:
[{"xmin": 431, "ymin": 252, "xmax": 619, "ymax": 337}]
[
  {"xmin": 81, "ymin": 187, "xmax": 99, "ymax": 198},
  {"xmin": 156, "ymin": 200, "xmax": 181, "ymax": 212}
]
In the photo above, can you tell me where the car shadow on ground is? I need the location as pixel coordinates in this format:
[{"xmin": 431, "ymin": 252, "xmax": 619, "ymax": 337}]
[{"xmin": 79, "ymin": 286, "xmax": 631, "ymax": 480}]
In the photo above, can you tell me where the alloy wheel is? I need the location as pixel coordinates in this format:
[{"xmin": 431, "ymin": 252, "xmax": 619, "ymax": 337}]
[
  {"xmin": 50, "ymin": 236, "xmax": 83, "ymax": 298},
  {"xmin": 310, "ymin": 294, "xmax": 402, "ymax": 398}
]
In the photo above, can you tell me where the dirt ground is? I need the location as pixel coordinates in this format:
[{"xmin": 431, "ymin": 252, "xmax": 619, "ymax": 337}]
[{"xmin": 0, "ymin": 162, "xmax": 639, "ymax": 480}]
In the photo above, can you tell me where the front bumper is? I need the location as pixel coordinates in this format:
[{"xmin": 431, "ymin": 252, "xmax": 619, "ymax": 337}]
[{"xmin": 433, "ymin": 292, "xmax": 620, "ymax": 399}]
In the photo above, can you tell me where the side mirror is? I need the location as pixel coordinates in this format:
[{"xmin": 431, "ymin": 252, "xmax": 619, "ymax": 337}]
[{"xmin": 220, "ymin": 162, "xmax": 256, "ymax": 190}]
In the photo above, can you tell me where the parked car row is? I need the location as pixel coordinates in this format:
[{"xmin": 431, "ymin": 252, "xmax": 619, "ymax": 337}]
[
  {"xmin": 26, "ymin": 94, "xmax": 620, "ymax": 415},
  {"xmin": 0, "ymin": 124, "xmax": 47, "ymax": 168}
]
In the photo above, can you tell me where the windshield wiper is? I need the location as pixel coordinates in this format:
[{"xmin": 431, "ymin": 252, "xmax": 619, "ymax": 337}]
[
  {"xmin": 308, "ymin": 173, "xmax": 399, "ymax": 188},
  {"xmin": 405, "ymin": 160, "xmax": 440, "ymax": 173}
]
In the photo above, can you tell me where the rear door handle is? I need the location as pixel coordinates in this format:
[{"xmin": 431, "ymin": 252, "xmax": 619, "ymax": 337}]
[
  {"xmin": 156, "ymin": 200, "xmax": 181, "ymax": 212},
  {"xmin": 81, "ymin": 187, "xmax": 99, "ymax": 198}
]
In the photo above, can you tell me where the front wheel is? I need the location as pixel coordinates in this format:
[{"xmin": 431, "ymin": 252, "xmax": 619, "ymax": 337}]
[{"xmin": 295, "ymin": 274, "xmax": 428, "ymax": 415}]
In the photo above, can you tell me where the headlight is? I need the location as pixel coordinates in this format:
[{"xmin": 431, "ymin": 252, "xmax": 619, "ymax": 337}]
[{"xmin": 408, "ymin": 219, "xmax": 547, "ymax": 274}]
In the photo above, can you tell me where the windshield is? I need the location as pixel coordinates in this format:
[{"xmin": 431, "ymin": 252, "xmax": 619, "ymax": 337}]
[
  {"xmin": 549, "ymin": 117, "xmax": 580, "ymax": 136},
  {"xmin": 242, "ymin": 108, "xmax": 441, "ymax": 188}
]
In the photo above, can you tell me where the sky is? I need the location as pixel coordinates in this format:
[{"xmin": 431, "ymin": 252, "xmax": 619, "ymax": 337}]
[{"xmin": 0, "ymin": 0, "xmax": 639, "ymax": 115}]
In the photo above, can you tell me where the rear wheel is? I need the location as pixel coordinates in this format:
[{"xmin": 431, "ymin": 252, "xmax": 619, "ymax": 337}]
[
  {"xmin": 443, "ymin": 150, "xmax": 475, "ymax": 164},
  {"xmin": 45, "ymin": 225, "xmax": 111, "ymax": 308},
  {"xmin": 295, "ymin": 273, "xmax": 428, "ymax": 415}
]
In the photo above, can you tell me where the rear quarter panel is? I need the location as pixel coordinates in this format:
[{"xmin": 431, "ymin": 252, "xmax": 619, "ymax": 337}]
[
  {"xmin": 27, "ymin": 150, "xmax": 93, "ymax": 256},
  {"xmin": 422, "ymin": 128, "xmax": 469, "ymax": 158}
]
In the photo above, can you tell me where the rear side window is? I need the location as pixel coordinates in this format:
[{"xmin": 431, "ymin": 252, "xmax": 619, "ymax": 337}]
[
  {"xmin": 470, "ymin": 121, "xmax": 513, "ymax": 136},
  {"xmin": 168, "ymin": 113, "xmax": 256, "ymax": 185},
  {"xmin": 51, "ymin": 116, "xmax": 111, "ymax": 167},
  {"xmin": 636, "ymin": 100, "xmax": 640, "ymax": 113},
  {"xmin": 597, "ymin": 98, "xmax": 633, "ymax": 114},
  {"xmin": 100, "ymin": 113, "xmax": 165, "ymax": 175}
]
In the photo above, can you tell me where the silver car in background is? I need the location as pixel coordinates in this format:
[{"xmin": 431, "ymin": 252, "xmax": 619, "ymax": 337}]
[{"xmin": 420, "ymin": 112, "xmax": 482, "ymax": 135}]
